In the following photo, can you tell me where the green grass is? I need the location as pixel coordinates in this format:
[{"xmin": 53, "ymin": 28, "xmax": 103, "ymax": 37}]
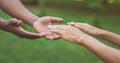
[{"xmin": 0, "ymin": 6, "xmax": 120, "ymax": 63}]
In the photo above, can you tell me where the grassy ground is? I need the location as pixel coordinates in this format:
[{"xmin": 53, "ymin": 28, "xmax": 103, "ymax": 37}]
[{"xmin": 0, "ymin": 6, "xmax": 120, "ymax": 63}]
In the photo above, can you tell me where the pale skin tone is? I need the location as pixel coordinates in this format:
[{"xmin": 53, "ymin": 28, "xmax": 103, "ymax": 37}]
[
  {"xmin": 49, "ymin": 25, "xmax": 120, "ymax": 63},
  {"xmin": 0, "ymin": 0, "xmax": 63, "ymax": 39},
  {"xmin": 69, "ymin": 22, "xmax": 120, "ymax": 47},
  {"xmin": 1, "ymin": 0, "xmax": 120, "ymax": 62}
]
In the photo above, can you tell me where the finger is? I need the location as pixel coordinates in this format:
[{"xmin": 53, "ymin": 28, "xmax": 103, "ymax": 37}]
[
  {"xmin": 48, "ymin": 25, "xmax": 67, "ymax": 30},
  {"xmin": 73, "ymin": 23, "xmax": 91, "ymax": 30},
  {"xmin": 49, "ymin": 17, "xmax": 64, "ymax": 22},
  {"xmin": 45, "ymin": 34, "xmax": 55, "ymax": 40},
  {"xmin": 9, "ymin": 18, "xmax": 18, "ymax": 21},
  {"xmin": 68, "ymin": 22, "xmax": 76, "ymax": 25},
  {"xmin": 68, "ymin": 22, "xmax": 89, "ymax": 27},
  {"xmin": 68, "ymin": 22, "xmax": 86, "ymax": 29},
  {"xmin": 16, "ymin": 32, "xmax": 41, "ymax": 39},
  {"xmin": 25, "ymin": 33, "xmax": 42, "ymax": 39},
  {"xmin": 69, "ymin": 22, "xmax": 96, "ymax": 34},
  {"xmin": 50, "ymin": 29, "xmax": 64, "ymax": 35},
  {"xmin": 68, "ymin": 22, "xmax": 81, "ymax": 26},
  {"xmin": 51, "ymin": 33, "xmax": 61, "ymax": 40},
  {"xmin": 16, "ymin": 27, "xmax": 42, "ymax": 39},
  {"xmin": 9, "ymin": 18, "xmax": 22, "ymax": 26}
]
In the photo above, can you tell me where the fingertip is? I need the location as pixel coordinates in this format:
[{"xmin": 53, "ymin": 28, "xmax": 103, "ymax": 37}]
[
  {"xmin": 45, "ymin": 35, "xmax": 55, "ymax": 40},
  {"xmin": 48, "ymin": 25, "xmax": 54, "ymax": 29},
  {"xmin": 68, "ymin": 22, "xmax": 76, "ymax": 25},
  {"xmin": 82, "ymin": 23, "xmax": 89, "ymax": 26},
  {"xmin": 57, "ymin": 18, "xmax": 64, "ymax": 22},
  {"xmin": 17, "ymin": 20, "xmax": 22, "ymax": 26},
  {"xmin": 51, "ymin": 17, "xmax": 64, "ymax": 22}
]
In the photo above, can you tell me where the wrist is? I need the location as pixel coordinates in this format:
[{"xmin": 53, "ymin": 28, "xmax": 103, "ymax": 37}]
[
  {"xmin": 79, "ymin": 35, "xmax": 95, "ymax": 46},
  {"xmin": 99, "ymin": 30, "xmax": 109, "ymax": 38},
  {"xmin": 75, "ymin": 37, "xmax": 84, "ymax": 45},
  {"xmin": 21, "ymin": 14, "xmax": 39, "ymax": 26},
  {"xmin": 75, "ymin": 34, "xmax": 90, "ymax": 45}
]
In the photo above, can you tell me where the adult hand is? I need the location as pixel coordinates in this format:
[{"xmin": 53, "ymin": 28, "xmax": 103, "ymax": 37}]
[
  {"xmin": 3, "ymin": 18, "xmax": 41, "ymax": 39},
  {"xmin": 33, "ymin": 16, "xmax": 63, "ymax": 40},
  {"xmin": 68, "ymin": 22, "xmax": 105, "ymax": 38},
  {"xmin": 49, "ymin": 25, "xmax": 86, "ymax": 45}
]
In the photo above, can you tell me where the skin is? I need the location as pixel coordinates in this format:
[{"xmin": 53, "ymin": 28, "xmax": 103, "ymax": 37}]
[
  {"xmin": 33, "ymin": 16, "xmax": 63, "ymax": 39},
  {"xmin": 69, "ymin": 22, "xmax": 120, "ymax": 47},
  {"xmin": 49, "ymin": 25, "xmax": 120, "ymax": 63},
  {"xmin": 0, "ymin": 18, "xmax": 41, "ymax": 39},
  {"xmin": 0, "ymin": 0, "xmax": 63, "ymax": 39}
]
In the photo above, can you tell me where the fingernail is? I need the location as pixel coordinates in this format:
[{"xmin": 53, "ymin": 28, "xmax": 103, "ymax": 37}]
[
  {"xmin": 48, "ymin": 25, "xmax": 54, "ymax": 28},
  {"xmin": 70, "ymin": 22, "xmax": 75, "ymax": 24}
]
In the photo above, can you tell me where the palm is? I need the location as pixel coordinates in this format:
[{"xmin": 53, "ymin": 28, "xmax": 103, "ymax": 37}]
[{"xmin": 33, "ymin": 16, "xmax": 63, "ymax": 40}]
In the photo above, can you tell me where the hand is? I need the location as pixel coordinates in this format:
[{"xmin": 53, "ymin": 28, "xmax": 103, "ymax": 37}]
[
  {"xmin": 68, "ymin": 22, "xmax": 105, "ymax": 38},
  {"xmin": 49, "ymin": 25, "xmax": 86, "ymax": 45},
  {"xmin": 33, "ymin": 16, "xmax": 63, "ymax": 40},
  {"xmin": 3, "ymin": 18, "xmax": 41, "ymax": 39}
]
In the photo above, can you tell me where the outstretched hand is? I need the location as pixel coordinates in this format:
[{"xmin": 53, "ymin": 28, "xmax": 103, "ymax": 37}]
[
  {"xmin": 68, "ymin": 22, "xmax": 105, "ymax": 38},
  {"xmin": 49, "ymin": 25, "xmax": 85, "ymax": 45},
  {"xmin": 3, "ymin": 18, "xmax": 41, "ymax": 39},
  {"xmin": 33, "ymin": 16, "xmax": 63, "ymax": 40}
]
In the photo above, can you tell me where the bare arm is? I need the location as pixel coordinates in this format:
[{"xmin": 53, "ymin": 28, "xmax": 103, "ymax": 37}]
[
  {"xmin": 0, "ymin": 18, "xmax": 8, "ymax": 29},
  {"xmin": 0, "ymin": 18, "xmax": 40, "ymax": 39},
  {"xmin": 81, "ymin": 35, "xmax": 120, "ymax": 63},
  {"xmin": 100, "ymin": 30, "xmax": 120, "ymax": 47},
  {"xmin": 0, "ymin": 0, "xmax": 64, "ymax": 40},
  {"xmin": 0, "ymin": 0, "xmax": 39, "ymax": 26},
  {"xmin": 49, "ymin": 25, "xmax": 120, "ymax": 63},
  {"xmin": 69, "ymin": 22, "xmax": 120, "ymax": 47}
]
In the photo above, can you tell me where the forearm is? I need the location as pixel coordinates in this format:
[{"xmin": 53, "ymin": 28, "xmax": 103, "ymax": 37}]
[
  {"xmin": 0, "ymin": 0, "xmax": 39, "ymax": 26},
  {"xmin": 79, "ymin": 36, "xmax": 120, "ymax": 63},
  {"xmin": 0, "ymin": 18, "xmax": 8, "ymax": 30},
  {"xmin": 49, "ymin": 25, "xmax": 120, "ymax": 63},
  {"xmin": 101, "ymin": 30, "xmax": 120, "ymax": 47}
]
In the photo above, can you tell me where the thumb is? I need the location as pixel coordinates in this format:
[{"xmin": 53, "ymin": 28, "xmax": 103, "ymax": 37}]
[
  {"xmin": 49, "ymin": 17, "xmax": 64, "ymax": 23},
  {"xmin": 8, "ymin": 18, "xmax": 22, "ymax": 26}
]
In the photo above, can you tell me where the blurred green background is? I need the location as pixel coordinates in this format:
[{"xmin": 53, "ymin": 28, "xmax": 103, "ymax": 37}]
[{"xmin": 0, "ymin": 0, "xmax": 120, "ymax": 63}]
